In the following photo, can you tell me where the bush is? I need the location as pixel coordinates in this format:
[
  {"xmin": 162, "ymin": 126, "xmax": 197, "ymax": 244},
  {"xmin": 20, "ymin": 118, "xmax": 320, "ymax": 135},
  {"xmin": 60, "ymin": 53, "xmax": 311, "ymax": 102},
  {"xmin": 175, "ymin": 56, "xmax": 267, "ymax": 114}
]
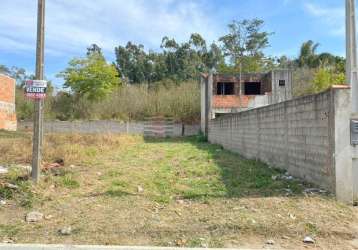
[
  {"xmin": 54, "ymin": 80, "xmax": 200, "ymax": 123},
  {"xmin": 293, "ymin": 67, "xmax": 346, "ymax": 97},
  {"xmin": 22, "ymin": 80, "xmax": 200, "ymax": 123}
]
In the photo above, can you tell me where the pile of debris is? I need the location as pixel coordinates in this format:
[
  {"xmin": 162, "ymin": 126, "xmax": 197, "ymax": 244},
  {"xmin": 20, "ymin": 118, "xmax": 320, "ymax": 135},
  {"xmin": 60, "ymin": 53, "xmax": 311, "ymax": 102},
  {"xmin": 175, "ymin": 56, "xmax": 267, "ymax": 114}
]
[
  {"xmin": 271, "ymin": 171, "xmax": 295, "ymax": 181},
  {"xmin": 42, "ymin": 158, "xmax": 65, "ymax": 171},
  {"xmin": 0, "ymin": 166, "xmax": 8, "ymax": 175},
  {"xmin": 303, "ymin": 188, "xmax": 328, "ymax": 195}
]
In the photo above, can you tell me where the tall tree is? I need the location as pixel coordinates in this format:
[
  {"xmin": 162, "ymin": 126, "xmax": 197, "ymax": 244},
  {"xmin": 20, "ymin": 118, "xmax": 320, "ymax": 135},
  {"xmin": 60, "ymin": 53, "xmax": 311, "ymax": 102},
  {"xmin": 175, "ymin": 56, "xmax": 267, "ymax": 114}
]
[
  {"xmin": 204, "ymin": 43, "xmax": 224, "ymax": 70},
  {"xmin": 297, "ymin": 40, "xmax": 320, "ymax": 68},
  {"xmin": 115, "ymin": 34, "xmax": 222, "ymax": 83},
  {"xmin": 219, "ymin": 19, "xmax": 272, "ymax": 72},
  {"xmin": 87, "ymin": 44, "xmax": 103, "ymax": 56},
  {"xmin": 115, "ymin": 42, "xmax": 152, "ymax": 83}
]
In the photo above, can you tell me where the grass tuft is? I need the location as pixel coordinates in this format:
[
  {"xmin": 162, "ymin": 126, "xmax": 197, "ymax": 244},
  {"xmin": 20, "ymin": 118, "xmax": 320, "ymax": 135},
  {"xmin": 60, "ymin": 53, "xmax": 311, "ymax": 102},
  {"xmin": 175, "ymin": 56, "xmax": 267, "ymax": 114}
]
[{"xmin": 60, "ymin": 175, "xmax": 80, "ymax": 189}]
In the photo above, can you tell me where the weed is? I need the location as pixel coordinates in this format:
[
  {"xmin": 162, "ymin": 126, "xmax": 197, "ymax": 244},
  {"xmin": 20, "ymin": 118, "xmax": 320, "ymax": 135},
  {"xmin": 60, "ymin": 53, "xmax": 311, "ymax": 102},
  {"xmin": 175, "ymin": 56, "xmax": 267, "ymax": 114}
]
[
  {"xmin": 85, "ymin": 147, "xmax": 97, "ymax": 157},
  {"xmin": 105, "ymin": 188, "xmax": 132, "ymax": 197},
  {"xmin": 305, "ymin": 222, "xmax": 320, "ymax": 235},
  {"xmin": 152, "ymin": 195, "xmax": 171, "ymax": 204},
  {"xmin": 0, "ymin": 167, "xmax": 35, "ymax": 208},
  {"xmin": 17, "ymin": 182, "xmax": 35, "ymax": 208},
  {"xmin": 106, "ymin": 170, "xmax": 123, "ymax": 178},
  {"xmin": 208, "ymin": 239, "xmax": 225, "ymax": 248},
  {"xmin": 111, "ymin": 180, "xmax": 128, "ymax": 188},
  {"xmin": 0, "ymin": 224, "xmax": 20, "ymax": 238},
  {"xmin": 60, "ymin": 175, "xmax": 80, "ymax": 189},
  {"xmin": 187, "ymin": 238, "xmax": 203, "ymax": 247},
  {"xmin": 0, "ymin": 185, "xmax": 13, "ymax": 200}
]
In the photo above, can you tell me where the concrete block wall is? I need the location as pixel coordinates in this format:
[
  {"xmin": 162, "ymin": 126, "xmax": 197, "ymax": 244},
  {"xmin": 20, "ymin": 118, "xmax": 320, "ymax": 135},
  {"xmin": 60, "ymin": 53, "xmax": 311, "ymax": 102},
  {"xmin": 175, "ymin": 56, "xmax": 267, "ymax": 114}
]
[
  {"xmin": 18, "ymin": 120, "xmax": 200, "ymax": 137},
  {"xmin": 0, "ymin": 74, "xmax": 16, "ymax": 131},
  {"xmin": 209, "ymin": 88, "xmax": 350, "ymax": 193}
]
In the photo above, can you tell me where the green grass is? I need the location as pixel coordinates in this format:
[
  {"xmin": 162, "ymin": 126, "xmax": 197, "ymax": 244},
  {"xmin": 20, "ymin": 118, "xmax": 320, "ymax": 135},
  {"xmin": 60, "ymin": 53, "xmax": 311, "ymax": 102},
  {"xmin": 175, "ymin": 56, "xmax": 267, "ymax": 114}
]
[
  {"xmin": 60, "ymin": 175, "xmax": 80, "ymax": 189},
  {"xmin": 1, "ymin": 133, "xmax": 350, "ymax": 248},
  {"xmin": 130, "ymin": 136, "xmax": 306, "ymax": 203},
  {"xmin": 0, "ymin": 224, "xmax": 21, "ymax": 238},
  {"xmin": 305, "ymin": 222, "xmax": 320, "ymax": 235},
  {"xmin": 0, "ymin": 167, "xmax": 36, "ymax": 208},
  {"xmin": 0, "ymin": 134, "xmax": 308, "ymax": 205},
  {"xmin": 0, "ymin": 130, "xmax": 30, "ymax": 139}
]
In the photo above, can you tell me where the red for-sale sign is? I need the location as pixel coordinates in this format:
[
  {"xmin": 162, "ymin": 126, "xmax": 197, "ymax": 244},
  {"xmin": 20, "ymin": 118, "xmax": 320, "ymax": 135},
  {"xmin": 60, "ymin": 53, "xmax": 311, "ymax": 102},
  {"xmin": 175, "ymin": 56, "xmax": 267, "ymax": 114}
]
[{"xmin": 25, "ymin": 80, "xmax": 47, "ymax": 99}]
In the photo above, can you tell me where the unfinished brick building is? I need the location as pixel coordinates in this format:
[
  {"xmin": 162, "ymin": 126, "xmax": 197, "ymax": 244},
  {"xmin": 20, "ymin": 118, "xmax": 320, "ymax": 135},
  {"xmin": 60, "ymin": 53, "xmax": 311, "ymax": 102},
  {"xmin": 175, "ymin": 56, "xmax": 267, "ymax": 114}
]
[
  {"xmin": 201, "ymin": 69, "xmax": 293, "ymax": 134},
  {"xmin": 0, "ymin": 74, "xmax": 17, "ymax": 131}
]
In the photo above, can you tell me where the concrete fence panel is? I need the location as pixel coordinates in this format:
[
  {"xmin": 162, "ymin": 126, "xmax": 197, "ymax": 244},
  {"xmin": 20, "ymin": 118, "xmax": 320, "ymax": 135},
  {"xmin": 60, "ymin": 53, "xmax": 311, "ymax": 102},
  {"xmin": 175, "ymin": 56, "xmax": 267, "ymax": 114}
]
[
  {"xmin": 18, "ymin": 120, "xmax": 200, "ymax": 138},
  {"xmin": 208, "ymin": 87, "xmax": 352, "ymax": 202}
]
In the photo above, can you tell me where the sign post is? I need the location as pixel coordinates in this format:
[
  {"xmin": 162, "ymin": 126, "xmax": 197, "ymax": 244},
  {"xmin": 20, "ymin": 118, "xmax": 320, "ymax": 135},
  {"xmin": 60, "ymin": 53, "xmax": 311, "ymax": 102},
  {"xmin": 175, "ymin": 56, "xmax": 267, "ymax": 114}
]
[{"xmin": 31, "ymin": 0, "xmax": 46, "ymax": 183}]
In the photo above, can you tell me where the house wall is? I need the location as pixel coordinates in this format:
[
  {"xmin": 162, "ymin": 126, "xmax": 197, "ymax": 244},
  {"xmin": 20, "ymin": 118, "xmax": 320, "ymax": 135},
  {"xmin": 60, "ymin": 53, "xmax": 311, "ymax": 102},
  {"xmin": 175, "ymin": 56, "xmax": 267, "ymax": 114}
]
[
  {"xmin": 271, "ymin": 70, "xmax": 293, "ymax": 104},
  {"xmin": 208, "ymin": 87, "xmax": 351, "ymax": 197},
  {"xmin": 213, "ymin": 75, "xmax": 238, "ymax": 95},
  {"xmin": 247, "ymin": 95, "xmax": 270, "ymax": 109},
  {"xmin": 209, "ymin": 70, "xmax": 293, "ymax": 110},
  {"xmin": 0, "ymin": 74, "xmax": 16, "ymax": 131},
  {"xmin": 241, "ymin": 73, "xmax": 269, "ymax": 95}
]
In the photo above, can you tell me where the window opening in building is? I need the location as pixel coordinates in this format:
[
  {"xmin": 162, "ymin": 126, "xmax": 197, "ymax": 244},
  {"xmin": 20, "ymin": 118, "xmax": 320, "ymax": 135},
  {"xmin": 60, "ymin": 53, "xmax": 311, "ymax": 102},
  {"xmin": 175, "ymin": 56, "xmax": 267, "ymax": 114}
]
[
  {"xmin": 244, "ymin": 82, "xmax": 261, "ymax": 95},
  {"xmin": 217, "ymin": 82, "xmax": 235, "ymax": 95},
  {"xmin": 279, "ymin": 80, "xmax": 286, "ymax": 87}
]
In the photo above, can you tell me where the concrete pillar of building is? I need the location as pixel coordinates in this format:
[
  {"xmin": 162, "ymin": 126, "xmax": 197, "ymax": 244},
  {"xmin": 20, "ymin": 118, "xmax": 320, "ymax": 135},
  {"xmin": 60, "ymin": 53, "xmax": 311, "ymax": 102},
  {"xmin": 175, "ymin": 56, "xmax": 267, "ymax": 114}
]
[
  {"xmin": 200, "ymin": 72, "xmax": 214, "ymax": 137},
  {"xmin": 200, "ymin": 75, "xmax": 207, "ymax": 135},
  {"xmin": 208, "ymin": 72, "xmax": 214, "ymax": 120}
]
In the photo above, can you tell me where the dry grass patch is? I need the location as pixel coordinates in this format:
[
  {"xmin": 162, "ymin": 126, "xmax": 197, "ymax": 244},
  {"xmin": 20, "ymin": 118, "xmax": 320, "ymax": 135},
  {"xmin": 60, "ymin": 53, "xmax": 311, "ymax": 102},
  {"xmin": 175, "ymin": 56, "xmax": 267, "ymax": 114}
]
[{"xmin": 0, "ymin": 131, "xmax": 357, "ymax": 249}]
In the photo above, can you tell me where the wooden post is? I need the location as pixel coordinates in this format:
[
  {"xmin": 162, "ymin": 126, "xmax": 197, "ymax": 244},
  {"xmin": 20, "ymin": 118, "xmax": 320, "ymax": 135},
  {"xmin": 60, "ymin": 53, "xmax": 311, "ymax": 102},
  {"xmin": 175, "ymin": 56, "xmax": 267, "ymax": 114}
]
[{"xmin": 32, "ymin": 0, "xmax": 45, "ymax": 183}]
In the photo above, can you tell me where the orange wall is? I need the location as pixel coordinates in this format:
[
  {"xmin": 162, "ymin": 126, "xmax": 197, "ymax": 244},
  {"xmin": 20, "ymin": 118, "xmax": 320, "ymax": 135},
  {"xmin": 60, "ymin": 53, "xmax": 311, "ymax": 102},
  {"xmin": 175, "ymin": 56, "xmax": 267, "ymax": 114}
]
[{"xmin": 0, "ymin": 74, "xmax": 17, "ymax": 131}]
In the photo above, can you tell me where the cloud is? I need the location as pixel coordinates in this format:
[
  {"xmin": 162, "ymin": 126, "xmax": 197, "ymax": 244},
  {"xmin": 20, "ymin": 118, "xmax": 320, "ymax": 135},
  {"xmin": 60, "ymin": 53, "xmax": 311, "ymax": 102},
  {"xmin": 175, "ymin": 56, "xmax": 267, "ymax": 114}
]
[
  {"xmin": 303, "ymin": 2, "xmax": 345, "ymax": 36},
  {"xmin": 0, "ymin": 0, "xmax": 219, "ymax": 57}
]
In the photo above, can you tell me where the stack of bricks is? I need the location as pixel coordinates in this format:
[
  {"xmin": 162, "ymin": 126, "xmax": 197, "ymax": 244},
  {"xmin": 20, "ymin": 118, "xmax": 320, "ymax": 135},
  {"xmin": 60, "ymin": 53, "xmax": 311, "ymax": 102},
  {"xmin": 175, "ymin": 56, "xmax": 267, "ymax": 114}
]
[{"xmin": 0, "ymin": 74, "xmax": 16, "ymax": 131}]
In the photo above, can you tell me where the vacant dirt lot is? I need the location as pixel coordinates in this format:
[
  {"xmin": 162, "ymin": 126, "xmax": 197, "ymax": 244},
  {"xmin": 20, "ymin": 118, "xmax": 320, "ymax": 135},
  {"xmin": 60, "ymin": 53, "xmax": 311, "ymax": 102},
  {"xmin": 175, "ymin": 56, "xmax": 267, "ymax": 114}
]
[{"xmin": 0, "ymin": 131, "xmax": 357, "ymax": 249}]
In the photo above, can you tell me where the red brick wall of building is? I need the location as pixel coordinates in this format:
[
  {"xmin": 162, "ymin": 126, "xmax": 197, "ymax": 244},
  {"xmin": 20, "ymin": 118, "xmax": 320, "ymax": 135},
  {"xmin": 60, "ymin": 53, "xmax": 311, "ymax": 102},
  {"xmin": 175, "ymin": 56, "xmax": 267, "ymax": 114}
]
[{"xmin": 0, "ymin": 74, "xmax": 17, "ymax": 131}]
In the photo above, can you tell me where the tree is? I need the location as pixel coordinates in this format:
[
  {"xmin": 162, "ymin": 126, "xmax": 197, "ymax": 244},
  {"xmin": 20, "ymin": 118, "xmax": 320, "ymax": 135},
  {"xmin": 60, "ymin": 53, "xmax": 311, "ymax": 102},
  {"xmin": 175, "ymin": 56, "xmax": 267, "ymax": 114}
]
[
  {"xmin": 204, "ymin": 43, "xmax": 224, "ymax": 70},
  {"xmin": 115, "ymin": 42, "xmax": 152, "ymax": 83},
  {"xmin": 219, "ymin": 19, "xmax": 272, "ymax": 73},
  {"xmin": 59, "ymin": 52, "xmax": 120, "ymax": 101},
  {"xmin": 0, "ymin": 65, "xmax": 10, "ymax": 75},
  {"xmin": 87, "ymin": 44, "xmax": 102, "ymax": 56},
  {"xmin": 276, "ymin": 56, "xmax": 296, "ymax": 69},
  {"xmin": 312, "ymin": 68, "xmax": 345, "ymax": 93},
  {"xmin": 190, "ymin": 33, "xmax": 206, "ymax": 52},
  {"xmin": 115, "ymin": 34, "xmax": 222, "ymax": 84},
  {"xmin": 297, "ymin": 40, "xmax": 320, "ymax": 68}
]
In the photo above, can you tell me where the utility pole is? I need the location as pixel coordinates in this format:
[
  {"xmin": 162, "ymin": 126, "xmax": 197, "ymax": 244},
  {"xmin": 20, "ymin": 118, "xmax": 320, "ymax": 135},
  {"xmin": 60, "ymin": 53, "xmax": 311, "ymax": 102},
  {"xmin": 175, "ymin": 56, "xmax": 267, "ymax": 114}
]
[
  {"xmin": 346, "ymin": 0, "xmax": 358, "ymax": 111},
  {"xmin": 32, "ymin": 0, "xmax": 45, "ymax": 183},
  {"xmin": 239, "ymin": 60, "xmax": 242, "ymax": 112}
]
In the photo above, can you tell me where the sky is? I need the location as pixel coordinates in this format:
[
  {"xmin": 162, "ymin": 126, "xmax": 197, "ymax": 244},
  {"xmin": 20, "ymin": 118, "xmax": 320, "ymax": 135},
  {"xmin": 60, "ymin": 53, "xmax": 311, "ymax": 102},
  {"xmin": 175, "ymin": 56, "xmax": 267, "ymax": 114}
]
[{"xmin": 0, "ymin": 0, "xmax": 348, "ymax": 89}]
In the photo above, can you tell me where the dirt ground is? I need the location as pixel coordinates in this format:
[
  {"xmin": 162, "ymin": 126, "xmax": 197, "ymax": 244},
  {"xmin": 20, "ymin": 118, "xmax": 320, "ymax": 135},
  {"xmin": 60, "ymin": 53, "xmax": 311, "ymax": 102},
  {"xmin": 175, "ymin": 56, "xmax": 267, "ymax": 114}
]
[{"xmin": 0, "ymin": 131, "xmax": 357, "ymax": 249}]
